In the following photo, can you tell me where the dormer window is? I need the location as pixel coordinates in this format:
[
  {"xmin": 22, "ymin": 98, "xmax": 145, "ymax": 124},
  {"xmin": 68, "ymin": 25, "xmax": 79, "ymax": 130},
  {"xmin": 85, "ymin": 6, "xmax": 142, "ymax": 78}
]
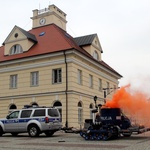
[
  {"xmin": 93, "ymin": 50, "xmax": 99, "ymax": 60},
  {"xmin": 10, "ymin": 44, "xmax": 23, "ymax": 55}
]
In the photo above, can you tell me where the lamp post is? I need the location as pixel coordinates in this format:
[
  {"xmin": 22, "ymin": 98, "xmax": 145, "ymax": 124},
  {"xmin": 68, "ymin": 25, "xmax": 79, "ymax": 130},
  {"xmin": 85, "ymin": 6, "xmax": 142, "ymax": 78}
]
[
  {"xmin": 102, "ymin": 87, "xmax": 119, "ymax": 103},
  {"xmin": 93, "ymin": 96, "xmax": 102, "ymax": 110},
  {"xmin": 104, "ymin": 90, "xmax": 106, "ymax": 103},
  {"xmin": 94, "ymin": 96, "xmax": 97, "ymax": 108}
]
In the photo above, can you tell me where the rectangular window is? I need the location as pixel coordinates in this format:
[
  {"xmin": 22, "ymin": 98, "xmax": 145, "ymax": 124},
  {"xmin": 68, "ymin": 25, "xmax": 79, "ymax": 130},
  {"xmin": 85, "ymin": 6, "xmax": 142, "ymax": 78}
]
[
  {"xmin": 52, "ymin": 68, "xmax": 62, "ymax": 84},
  {"xmin": 106, "ymin": 82, "xmax": 110, "ymax": 94},
  {"xmin": 99, "ymin": 78, "xmax": 102, "ymax": 91},
  {"xmin": 77, "ymin": 69, "xmax": 82, "ymax": 85},
  {"xmin": 31, "ymin": 71, "xmax": 39, "ymax": 86},
  {"xmin": 10, "ymin": 74, "xmax": 17, "ymax": 88},
  {"xmin": 89, "ymin": 74, "xmax": 93, "ymax": 88},
  {"xmin": 90, "ymin": 110, "xmax": 93, "ymax": 119},
  {"xmin": 114, "ymin": 85, "xmax": 117, "ymax": 93},
  {"xmin": 78, "ymin": 108, "xmax": 83, "ymax": 124}
]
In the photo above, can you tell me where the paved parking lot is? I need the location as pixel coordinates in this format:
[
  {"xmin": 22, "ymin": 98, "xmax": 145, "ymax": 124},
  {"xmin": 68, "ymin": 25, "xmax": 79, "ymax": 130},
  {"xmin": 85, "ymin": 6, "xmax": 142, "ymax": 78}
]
[{"xmin": 1, "ymin": 131, "xmax": 150, "ymax": 150}]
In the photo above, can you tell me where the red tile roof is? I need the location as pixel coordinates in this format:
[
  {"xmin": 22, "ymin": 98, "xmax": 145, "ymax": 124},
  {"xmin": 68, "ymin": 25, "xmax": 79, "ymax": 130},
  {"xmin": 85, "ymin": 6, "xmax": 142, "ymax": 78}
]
[
  {"xmin": 0, "ymin": 24, "xmax": 122, "ymax": 77},
  {"xmin": 0, "ymin": 24, "xmax": 82, "ymax": 61}
]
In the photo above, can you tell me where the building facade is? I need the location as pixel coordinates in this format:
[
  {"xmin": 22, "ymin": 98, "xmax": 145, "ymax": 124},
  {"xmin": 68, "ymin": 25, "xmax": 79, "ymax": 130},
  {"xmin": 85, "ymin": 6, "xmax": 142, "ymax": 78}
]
[{"xmin": 0, "ymin": 5, "xmax": 122, "ymax": 128}]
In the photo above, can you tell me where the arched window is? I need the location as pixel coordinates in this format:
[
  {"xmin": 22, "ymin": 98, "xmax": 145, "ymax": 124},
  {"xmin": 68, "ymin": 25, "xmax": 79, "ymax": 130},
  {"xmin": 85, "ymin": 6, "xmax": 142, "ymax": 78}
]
[
  {"xmin": 10, "ymin": 44, "xmax": 23, "ymax": 55},
  {"xmin": 78, "ymin": 101, "xmax": 83, "ymax": 124},
  {"xmin": 89, "ymin": 103, "xmax": 94, "ymax": 119},
  {"xmin": 53, "ymin": 101, "xmax": 62, "ymax": 118},
  {"xmin": 9, "ymin": 104, "xmax": 17, "ymax": 113},
  {"xmin": 93, "ymin": 51, "xmax": 99, "ymax": 60},
  {"xmin": 31, "ymin": 102, "xmax": 38, "ymax": 107},
  {"xmin": 53, "ymin": 101, "xmax": 62, "ymax": 107},
  {"xmin": 9, "ymin": 104, "xmax": 17, "ymax": 109}
]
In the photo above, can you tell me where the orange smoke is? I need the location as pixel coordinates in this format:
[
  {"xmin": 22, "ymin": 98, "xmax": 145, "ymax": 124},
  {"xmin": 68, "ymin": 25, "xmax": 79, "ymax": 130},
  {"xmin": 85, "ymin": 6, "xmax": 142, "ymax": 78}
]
[{"xmin": 105, "ymin": 84, "xmax": 150, "ymax": 127}]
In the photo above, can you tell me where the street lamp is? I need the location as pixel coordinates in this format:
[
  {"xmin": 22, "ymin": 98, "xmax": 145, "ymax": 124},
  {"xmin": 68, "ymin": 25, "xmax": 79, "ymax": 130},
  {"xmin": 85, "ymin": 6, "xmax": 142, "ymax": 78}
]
[
  {"xmin": 94, "ymin": 96, "xmax": 97, "ymax": 108},
  {"xmin": 102, "ymin": 87, "xmax": 119, "ymax": 103}
]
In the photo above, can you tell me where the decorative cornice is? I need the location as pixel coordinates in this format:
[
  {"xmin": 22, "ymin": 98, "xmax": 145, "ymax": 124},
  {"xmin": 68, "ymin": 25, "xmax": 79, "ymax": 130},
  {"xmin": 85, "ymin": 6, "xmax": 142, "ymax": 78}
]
[
  {"xmin": 0, "ymin": 49, "xmax": 119, "ymax": 83},
  {"xmin": 0, "ymin": 59, "xmax": 65, "ymax": 73},
  {"xmin": 0, "ymin": 51, "xmax": 64, "ymax": 66},
  {"xmin": 0, "ymin": 90, "xmax": 104, "ymax": 102}
]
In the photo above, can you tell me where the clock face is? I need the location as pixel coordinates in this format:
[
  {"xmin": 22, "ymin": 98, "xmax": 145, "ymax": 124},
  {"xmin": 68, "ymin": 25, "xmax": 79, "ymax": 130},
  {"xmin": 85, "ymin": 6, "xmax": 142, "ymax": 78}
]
[{"xmin": 39, "ymin": 18, "xmax": 46, "ymax": 25}]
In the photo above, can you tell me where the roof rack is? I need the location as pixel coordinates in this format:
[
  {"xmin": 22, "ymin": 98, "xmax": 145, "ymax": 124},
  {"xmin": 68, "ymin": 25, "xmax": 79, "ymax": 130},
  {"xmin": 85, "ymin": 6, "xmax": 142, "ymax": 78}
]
[{"xmin": 23, "ymin": 105, "xmax": 53, "ymax": 109}]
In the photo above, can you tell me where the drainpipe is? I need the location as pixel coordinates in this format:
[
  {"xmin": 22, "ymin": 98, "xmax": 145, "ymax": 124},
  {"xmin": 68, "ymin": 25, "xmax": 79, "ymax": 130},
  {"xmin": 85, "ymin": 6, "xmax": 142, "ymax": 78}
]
[{"xmin": 64, "ymin": 51, "xmax": 68, "ymax": 128}]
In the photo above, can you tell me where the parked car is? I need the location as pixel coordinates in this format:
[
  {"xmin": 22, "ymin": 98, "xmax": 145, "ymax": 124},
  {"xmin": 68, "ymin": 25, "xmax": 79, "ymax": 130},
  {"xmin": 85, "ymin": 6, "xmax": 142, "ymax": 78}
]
[{"xmin": 0, "ymin": 105, "xmax": 62, "ymax": 137}]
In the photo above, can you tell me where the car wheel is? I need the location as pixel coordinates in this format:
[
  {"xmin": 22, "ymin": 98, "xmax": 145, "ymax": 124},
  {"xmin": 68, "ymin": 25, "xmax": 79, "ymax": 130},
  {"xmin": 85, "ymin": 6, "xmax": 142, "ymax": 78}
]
[
  {"xmin": 45, "ymin": 131, "xmax": 54, "ymax": 137},
  {"xmin": 0, "ymin": 126, "xmax": 3, "ymax": 136},
  {"xmin": 28, "ymin": 125, "xmax": 40, "ymax": 137},
  {"xmin": 11, "ymin": 133, "xmax": 18, "ymax": 136}
]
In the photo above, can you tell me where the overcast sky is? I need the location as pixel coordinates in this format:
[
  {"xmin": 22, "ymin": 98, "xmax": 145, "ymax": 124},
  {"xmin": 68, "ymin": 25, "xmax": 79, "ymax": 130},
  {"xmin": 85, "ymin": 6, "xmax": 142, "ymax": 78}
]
[{"xmin": 0, "ymin": 0, "xmax": 150, "ymax": 95}]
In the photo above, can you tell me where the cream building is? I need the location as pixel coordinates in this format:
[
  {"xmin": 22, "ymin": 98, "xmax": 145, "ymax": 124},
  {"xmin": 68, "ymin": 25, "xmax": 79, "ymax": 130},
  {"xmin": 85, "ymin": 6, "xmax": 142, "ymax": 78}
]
[{"xmin": 0, "ymin": 4, "xmax": 122, "ymax": 128}]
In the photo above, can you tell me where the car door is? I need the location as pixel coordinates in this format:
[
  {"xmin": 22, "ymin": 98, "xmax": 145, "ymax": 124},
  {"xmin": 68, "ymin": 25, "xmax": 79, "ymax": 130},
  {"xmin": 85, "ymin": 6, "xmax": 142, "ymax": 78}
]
[
  {"xmin": 4, "ymin": 111, "xmax": 20, "ymax": 132},
  {"xmin": 19, "ymin": 109, "xmax": 32, "ymax": 131}
]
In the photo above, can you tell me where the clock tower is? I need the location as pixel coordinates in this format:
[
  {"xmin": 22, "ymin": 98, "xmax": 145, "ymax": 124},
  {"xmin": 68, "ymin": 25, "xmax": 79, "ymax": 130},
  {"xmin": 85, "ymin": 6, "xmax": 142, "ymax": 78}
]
[{"xmin": 31, "ymin": 4, "xmax": 67, "ymax": 31}]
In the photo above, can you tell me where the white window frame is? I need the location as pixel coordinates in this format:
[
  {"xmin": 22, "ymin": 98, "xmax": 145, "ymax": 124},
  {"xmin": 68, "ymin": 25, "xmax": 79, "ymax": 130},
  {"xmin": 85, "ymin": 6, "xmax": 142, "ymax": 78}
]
[
  {"xmin": 78, "ymin": 102, "xmax": 83, "ymax": 125},
  {"xmin": 9, "ymin": 104, "xmax": 17, "ymax": 113},
  {"xmin": 10, "ymin": 44, "xmax": 23, "ymax": 55},
  {"xmin": 31, "ymin": 71, "xmax": 39, "ymax": 86},
  {"xmin": 77, "ymin": 69, "xmax": 82, "ymax": 85},
  {"xmin": 53, "ymin": 101, "xmax": 62, "ymax": 119},
  {"xmin": 89, "ymin": 74, "xmax": 93, "ymax": 88},
  {"xmin": 10, "ymin": 74, "xmax": 17, "ymax": 89},
  {"xmin": 106, "ymin": 82, "xmax": 110, "ymax": 94},
  {"xmin": 52, "ymin": 68, "xmax": 62, "ymax": 84},
  {"xmin": 114, "ymin": 85, "xmax": 117, "ymax": 93},
  {"xmin": 89, "ymin": 103, "xmax": 94, "ymax": 119},
  {"xmin": 78, "ymin": 108, "xmax": 83, "ymax": 124},
  {"xmin": 99, "ymin": 78, "xmax": 102, "ymax": 91},
  {"xmin": 93, "ymin": 50, "xmax": 99, "ymax": 60}
]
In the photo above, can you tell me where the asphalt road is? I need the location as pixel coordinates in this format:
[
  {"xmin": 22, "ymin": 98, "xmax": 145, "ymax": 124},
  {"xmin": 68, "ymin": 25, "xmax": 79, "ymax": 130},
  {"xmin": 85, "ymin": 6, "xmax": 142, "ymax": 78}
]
[{"xmin": 0, "ymin": 131, "xmax": 150, "ymax": 150}]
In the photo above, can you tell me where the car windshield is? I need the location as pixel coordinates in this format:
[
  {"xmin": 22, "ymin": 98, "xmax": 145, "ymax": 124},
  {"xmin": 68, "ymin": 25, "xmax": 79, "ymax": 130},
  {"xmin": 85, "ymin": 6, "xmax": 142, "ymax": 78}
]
[{"xmin": 48, "ymin": 109, "xmax": 59, "ymax": 117}]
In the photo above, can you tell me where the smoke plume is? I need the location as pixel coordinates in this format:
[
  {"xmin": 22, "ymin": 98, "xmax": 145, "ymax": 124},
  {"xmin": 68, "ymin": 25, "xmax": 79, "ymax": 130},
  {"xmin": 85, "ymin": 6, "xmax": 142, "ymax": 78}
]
[{"xmin": 105, "ymin": 84, "xmax": 150, "ymax": 127}]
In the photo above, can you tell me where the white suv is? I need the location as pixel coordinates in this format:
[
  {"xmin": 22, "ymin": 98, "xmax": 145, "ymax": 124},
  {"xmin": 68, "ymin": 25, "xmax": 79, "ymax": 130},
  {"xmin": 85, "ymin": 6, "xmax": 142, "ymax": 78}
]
[{"xmin": 0, "ymin": 106, "xmax": 62, "ymax": 137}]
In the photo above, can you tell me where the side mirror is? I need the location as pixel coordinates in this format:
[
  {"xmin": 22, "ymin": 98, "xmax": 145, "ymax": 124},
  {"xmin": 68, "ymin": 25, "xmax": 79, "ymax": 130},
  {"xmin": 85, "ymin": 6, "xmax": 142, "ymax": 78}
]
[{"xmin": 6, "ymin": 115, "xmax": 10, "ymax": 119}]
